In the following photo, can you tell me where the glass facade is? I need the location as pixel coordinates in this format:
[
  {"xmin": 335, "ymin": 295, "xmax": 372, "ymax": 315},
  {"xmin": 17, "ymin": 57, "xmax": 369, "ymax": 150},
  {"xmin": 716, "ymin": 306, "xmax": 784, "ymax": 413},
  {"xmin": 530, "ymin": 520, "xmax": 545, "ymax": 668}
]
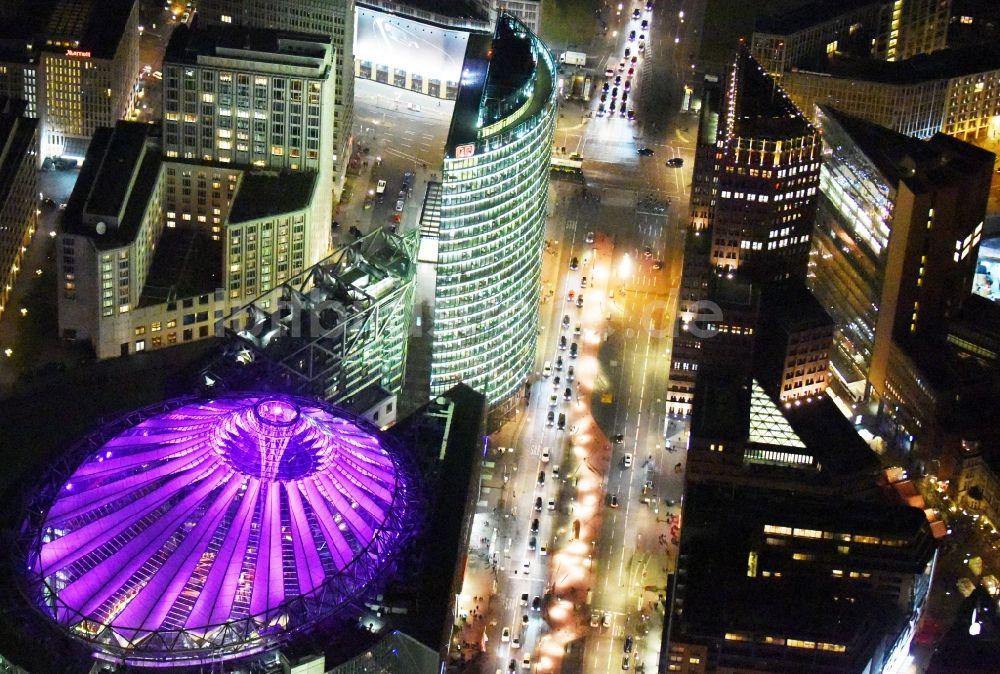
[
  {"xmin": 809, "ymin": 107, "xmax": 895, "ymax": 387},
  {"xmin": 431, "ymin": 17, "xmax": 556, "ymax": 421}
]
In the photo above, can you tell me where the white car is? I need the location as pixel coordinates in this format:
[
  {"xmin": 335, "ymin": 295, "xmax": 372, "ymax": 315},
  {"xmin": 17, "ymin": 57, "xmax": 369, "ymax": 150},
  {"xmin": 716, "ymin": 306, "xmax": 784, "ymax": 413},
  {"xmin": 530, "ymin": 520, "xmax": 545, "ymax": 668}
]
[
  {"xmin": 541, "ymin": 448, "xmax": 550, "ymax": 463},
  {"xmin": 542, "ymin": 361, "xmax": 552, "ymax": 377},
  {"xmin": 502, "ymin": 627, "xmax": 511, "ymax": 642},
  {"xmin": 623, "ymin": 453, "xmax": 633, "ymax": 468},
  {"xmin": 522, "ymin": 655, "xmax": 531, "ymax": 669},
  {"xmin": 511, "ymin": 636, "xmax": 521, "ymax": 650}
]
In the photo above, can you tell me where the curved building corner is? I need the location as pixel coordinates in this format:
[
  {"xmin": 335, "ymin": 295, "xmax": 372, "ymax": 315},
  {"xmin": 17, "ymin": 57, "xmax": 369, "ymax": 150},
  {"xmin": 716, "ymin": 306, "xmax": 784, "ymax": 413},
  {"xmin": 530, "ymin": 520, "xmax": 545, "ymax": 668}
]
[{"xmin": 430, "ymin": 12, "xmax": 556, "ymax": 427}]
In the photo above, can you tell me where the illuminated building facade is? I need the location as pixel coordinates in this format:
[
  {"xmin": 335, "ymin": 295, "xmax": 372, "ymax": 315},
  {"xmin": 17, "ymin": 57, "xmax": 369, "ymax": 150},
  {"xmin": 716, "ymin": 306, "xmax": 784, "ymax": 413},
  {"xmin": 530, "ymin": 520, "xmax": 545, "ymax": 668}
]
[
  {"xmin": 875, "ymin": 0, "xmax": 950, "ymax": 62},
  {"xmin": 751, "ymin": 0, "xmax": 884, "ymax": 78},
  {"xmin": 162, "ymin": 25, "xmax": 336, "ymax": 178},
  {"xmin": 781, "ymin": 42, "xmax": 1000, "ymax": 140},
  {"xmin": 709, "ymin": 47, "xmax": 821, "ymax": 281},
  {"xmin": 751, "ymin": 0, "xmax": 949, "ymax": 79},
  {"xmin": 0, "ymin": 98, "xmax": 38, "ymax": 320},
  {"xmin": 495, "ymin": 0, "xmax": 541, "ymax": 35},
  {"xmin": 197, "ymin": 0, "xmax": 355, "ymax": 197},
  {"xmin": 808, "ymin": 106, "xmax": 993, "ymax": 403},
  {"xmin": 0, "ymin": 0, "xmax": 140, "ymax": 158},
  {"xmin": 432, "ymin": 14, "xmax": 556, "ymax": 424},
  {"xmin": 58, "ymin": 121, "xmax": 325, "ymax": 359}
]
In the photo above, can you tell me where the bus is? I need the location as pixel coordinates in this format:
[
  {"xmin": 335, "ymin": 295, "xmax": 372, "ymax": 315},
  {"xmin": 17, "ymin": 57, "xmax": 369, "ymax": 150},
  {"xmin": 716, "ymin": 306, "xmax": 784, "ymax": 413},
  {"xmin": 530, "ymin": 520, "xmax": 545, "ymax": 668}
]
[{"xmin": 550, "ymin": 156, "xmax": 583, "ymax": 179}]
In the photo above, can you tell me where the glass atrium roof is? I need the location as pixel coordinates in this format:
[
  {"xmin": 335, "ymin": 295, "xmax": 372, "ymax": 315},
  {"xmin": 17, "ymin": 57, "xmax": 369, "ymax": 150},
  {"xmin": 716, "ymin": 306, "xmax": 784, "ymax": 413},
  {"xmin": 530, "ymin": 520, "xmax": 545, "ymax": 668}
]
[
  {"xmin": 748, "ymin": 381, "xmax": 806, "ymax": 449},
  {"xmin": 24, "ymin": 394, "xmax": 415, "ymax": 664}
]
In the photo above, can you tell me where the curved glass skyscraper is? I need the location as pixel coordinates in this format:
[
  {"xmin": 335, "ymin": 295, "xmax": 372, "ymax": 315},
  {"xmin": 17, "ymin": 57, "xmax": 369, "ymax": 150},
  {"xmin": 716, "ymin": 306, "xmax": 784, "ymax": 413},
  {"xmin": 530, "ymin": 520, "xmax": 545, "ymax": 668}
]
[{"xmin": 431, "ymin": 14, "xmax": 556, "ymax": 425}]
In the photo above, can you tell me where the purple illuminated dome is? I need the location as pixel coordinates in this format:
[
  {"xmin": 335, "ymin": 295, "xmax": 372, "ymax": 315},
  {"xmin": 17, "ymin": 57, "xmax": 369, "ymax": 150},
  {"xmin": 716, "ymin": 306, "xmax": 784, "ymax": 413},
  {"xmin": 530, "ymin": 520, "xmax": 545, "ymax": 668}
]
[{"xmin": 21, "ymin": 394, "xmax": 417, "ymax": 665}]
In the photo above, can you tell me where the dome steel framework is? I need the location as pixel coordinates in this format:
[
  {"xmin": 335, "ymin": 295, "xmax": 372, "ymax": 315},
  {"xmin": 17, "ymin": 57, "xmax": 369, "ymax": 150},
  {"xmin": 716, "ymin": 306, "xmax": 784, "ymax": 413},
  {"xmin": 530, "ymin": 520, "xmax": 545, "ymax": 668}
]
[{"xmin": 18, "ymin": 394, "xmax": 419, "ymax": 666}]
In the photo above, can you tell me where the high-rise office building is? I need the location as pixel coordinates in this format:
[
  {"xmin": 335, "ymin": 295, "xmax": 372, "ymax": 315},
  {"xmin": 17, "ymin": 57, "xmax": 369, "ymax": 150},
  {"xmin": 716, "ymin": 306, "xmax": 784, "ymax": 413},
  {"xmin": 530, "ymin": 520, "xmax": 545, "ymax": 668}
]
[
  {"xmin": 0, "ymin": 97, "xmax": 38, "ymax": 320},
  {"xmin": 0, "ymin": 0, "xmax": 140, "ymax": 158},
  {"xmin": 197, "ymin": 0, "xmax": 355, "ymax": 197},
  {"xmin": 808, "ymin": 106, "xmax": 994, "ymax": 403},
  {"xmin": 495, "ymin": 0, "xmax": 542, "ymax": 35},
  {"xmin": 667, "ymin": 370, "xmax": 936, "ymax": 674},
  {"xmin": 751, "ymin": 0, "xmax": 950, "ymax": 79},
  {"xmin": 708, "ymin": 46, "xmax": 821, "ymax": 281},
  {"xmin": 58, "ymin": 121, "xmax": 326, "ymax": 359},
  {"xmin": 431, "ymin": 14, "xmax": 556, "ymax": 425},
  {"xmin": 875, "ymin": 0, "xmax": 951, "ymax": 62},
  {"xmin": 751, "ymin": 0, "xmax": 884, "ymax": 78},
  {"xmin": 161, "ymin": 24, "xmax": 334, "ymax": 262}
]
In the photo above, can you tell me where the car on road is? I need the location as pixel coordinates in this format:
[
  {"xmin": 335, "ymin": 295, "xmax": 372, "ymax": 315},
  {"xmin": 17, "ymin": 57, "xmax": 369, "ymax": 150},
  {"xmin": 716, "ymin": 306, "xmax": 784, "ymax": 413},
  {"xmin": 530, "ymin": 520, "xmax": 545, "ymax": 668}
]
[
  {"xmin": 394, "ymin": 199, "xmax": 404, "ymax": 212},
  {"xmin": 502, "ymin": 627, "xmax": 511, "ymax": 642},
  {"xmin": 637, "ymin": 147, "xmax": 654, "ymax": 156},
  {"xmin": 623, "ymin": 453, "xmax": 633, "ymax": 468},
  {"xmin": 638, "ymin": 41, "xmax": 645, "ymax": 52},
  {"xmin": 602, "ymin": 82, "xmax": 610, "ymax": 93},
  {"xmin": 605, "ymin": 67, "xmax": 614, "ymax": 77},
  {"xmin": 542, "ymin": 448, "xmax": 550, "ymax": 462},
  {"xmin": 576, "ymin": 294, "xmax": 584, "ymax": 307},
  {"xmin": 532, "ymin": 596, "xmax": 542, "ymax": 611},
  {"xmin": 559, "ymin": 335, "xmax": 567, "ymax": 350},
  {"xmin": 553, "ymin": 464, "xmax": 561, "ymax": 478},
  {"xmin": 553, "ymin": 375, "xmax": 561, "ymax": 386},
  {"xmin": 614, "ymin": 433, "xmax": 625, "ymax": 443},
  {"xmin": 570, "ymin": 256, "xmax": 579, "ymax": 270},
  {"xmin": 570, "ymin": 342, "xmax": 578, "ymax": 358},
  {"xmin": 618, "ymin": 60, "xmax": 626, "ymax": 72},
  {"xmin": 534, "ymin": 497, "xmax": 543, "ymax": 511},
  {"xmin": 628, "ymin": 67, "xmax": 635, "ymax": 77},
  {"xmin": 597, "ymin": 103, "xmax": 606, "ymax": 116},
  {"xmin": 590, "ymin": 611, "xmax": 601, "ymax": 627},
  {"xmin": 511, "ymin": 635, "xmax": 520, "ymax": 649},
  {"xmin": 543, "ymin": 361, "xmax": 551, "ymax": 377},
  {"xmin": 548, "ymin": 498, "xmax": 556, "ymax": 511},
  {"xmin": 643, "ymin": 246, "xmax": 653, "ymax": 258},
  {"xmin": 600, "ymin": 93, "xmax": 607, "ymax": 103},
  {"xmin": 557, "ymin": 413, "xmax": 566, "ymax": 430},
  {"xmin": 521, "ymin": 593, "xmax": 529, "ymax": 605},
  {"xmin": 574, "ymin": 324, "xmax": 582, "ymax": 336},
  {"xmin": 562, "ymin": 314, "xmax": 571, "ymax": 327},
  {"xmin": 627, "ymin": 109, "xmax": 636, "ymax": 121},
  {"xmin": 624, "ymin": 81, "xmax": 631, "ymax": 93},
  {"xmin": 624, "ymin": 636, "xmax": 634, "ymax": 653},
  {"xmin": 667, "ymin": 157, "xmax": 684, "ymax": 167},
  {"xmin": 622, "ymin": 655, "xmax": 630, "ymax": 670},
  {"xmin": 624, "ymin": 47, "xmax": 631, "ymax": 59},
  {"xmin": 549, "ymin": 393, "xmax": 558, "ymax": 408},
  {"xmin": 508, "ymin": 659, "xmax": 517, "ymax": 672},
  {"xmin": 611, "ymin": 86, "xmax": 618, "ymax": 98},
  {"xmin": 653, "ymin": 260, "xmax": 664, "ymax": 270},
  {"xmin": 567, "ymin": 365, "xmax": 575, "ymax": 381},
  {"xmin": 610, "ymin": 494, "xmax": 619, "ymax": 508},
  {"xmin": 546, "ymin": 410, "xmax": 554, "ymax": 426},
  {"xmin": 631, "ymin": 55, "xmax": 638, "ymax": 64},
  {"xmin": 530, "ymin": 518, "xmax": 539, "ymax": 533},
  {"xmin": 522, "ymin": 655, "xmax": 531, "ymax": 670},
  {"xmin": 641, "ymin": 19, "xmax": 649, "ymax": 30},
  {"xmin": 620, "ymin": 101, "xmax": 627, "ymax": 116},
  {"xmin": 603, "ymin": 611, "xmax": 612, "ymax": 627},
  {"xmin": 540, "ymin": 544, "xmax": 549, "ymax": 555},
  {"xmin": 628, "ymin": 30, "xmax": 636, "ymax": 41},
  {"xmin": 632, "ymin": 8, "xmax": 641, "ymax": 19},
  {"xmin": 646, "ymin": 0, "xmax": 654, "ymax": 11},
  {"xmin": 556, "ymin": 356, "xmax": 564, "ymax": 370},
  {"xmin": 527, "ymin": 536, "xmax": 536, "ymax": 551},
  {"xmin": 614, "ymin": 74, "xmax": 622, "ymax": 85},
  {"xmin": 537, "ymin": 471, "xmax": 545, "ymax": 485},
  {"xmin": 563, "ymin": 387, "xmax": 572, "ymax": 401},
  {"xmin": 581, "ymin": 276, "xmax": 588, "ymax": 288},
  {"xmin": 585, "ymin": 230, "xmax": 595, "ymax": 243}
]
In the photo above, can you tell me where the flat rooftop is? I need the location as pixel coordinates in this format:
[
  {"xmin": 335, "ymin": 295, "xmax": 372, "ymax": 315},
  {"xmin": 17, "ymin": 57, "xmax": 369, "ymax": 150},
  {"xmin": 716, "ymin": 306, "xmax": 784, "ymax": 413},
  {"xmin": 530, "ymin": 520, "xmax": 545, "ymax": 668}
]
[
  {"xmin": 760, "ymin": 280, "xmax": 833, "ymax": 332},
  {"xmin": 820, "ymin": 105, "xmax": 996, "ymax": 194},
  {"xmin": 395, "ymin": 0, "xmax": 490, "ymax": 22},
  {"xmin": 137, "ymin": 226, "xmax": 222, "ymax": 308},
  {"xmin": 795, "ymin": 41, "xmax": 1000, "ymax": 84},
  {"xmin": 0, "ymin": 0, "xmax": 136, "ymax": 60},
  {"xmin": 61, "ymin": 123, "xmax": 162, "ymax": 251},
  {"xmin": 0, "ymin": 98, "xmax": 36, "ymax": 203},
  {"xmin": 228, "ymin": 171, "xmax": 317, "ymax": 223},
  {"xmin": 165, "ymin": 22, "xmax": 332, "ymax": 66},
  {"xmin": 755, "ymin": 0, "xmax": 879, "ymax": 36},
  {"xmin": 732, "ymin": 46, "xmax": 815, "ymax": 140}
]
